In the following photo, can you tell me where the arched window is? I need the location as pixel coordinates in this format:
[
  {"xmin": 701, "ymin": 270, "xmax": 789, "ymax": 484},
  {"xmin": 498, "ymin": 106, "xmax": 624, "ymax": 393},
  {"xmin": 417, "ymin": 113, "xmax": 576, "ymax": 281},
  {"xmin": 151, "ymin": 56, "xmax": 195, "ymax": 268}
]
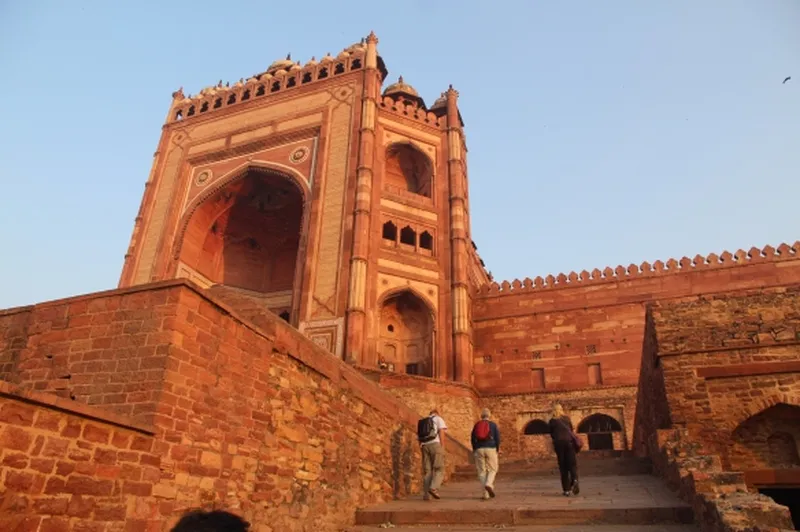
[
  {"xmin": 384, "ymin": 143, "xmax": 433, "ymax": 198},
  {"xmin": 419, "ymin": 231, "xmax": 433, "ymax": 251},
  {"xmin": 399, "ymin": 226, "xmax": 416, "ymax": 246},
  {"xmin": 524, "ymin": 419, "xmax": 549, "ymax": 435},
  {"xmin": 382, "ymin": 221, "xmax": 397, "ymax": 242}
]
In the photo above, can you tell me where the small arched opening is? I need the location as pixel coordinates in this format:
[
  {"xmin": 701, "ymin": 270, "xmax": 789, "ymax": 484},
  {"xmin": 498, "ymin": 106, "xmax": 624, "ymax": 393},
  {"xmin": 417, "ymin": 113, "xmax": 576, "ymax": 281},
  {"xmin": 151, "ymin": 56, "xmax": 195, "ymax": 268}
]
[
  {"xmin": 524, "ymin": 419, "xmax": 550, "ymax": 435},
  {"xmin": 731, "ymin": 403, "xmax": 800, "ymax": 470},
  {"xmin": 177, "ymin": 169, "xmax": 305, "ymax": 321},
  {"xmin": 384, "ymin": 143, "xmax": 433, "ymax": 198},
  {"xmin": 577, "ymin": 413, "xmax": 622, "ymax": 450},
  {"xmin": 378, "ymin": 290, "xmax": 434, "ymax": 377}
]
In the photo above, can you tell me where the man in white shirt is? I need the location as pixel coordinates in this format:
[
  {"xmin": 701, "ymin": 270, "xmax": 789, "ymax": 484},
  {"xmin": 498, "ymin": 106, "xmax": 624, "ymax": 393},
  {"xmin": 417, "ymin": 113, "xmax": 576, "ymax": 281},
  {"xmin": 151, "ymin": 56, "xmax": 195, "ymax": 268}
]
[{"xmin": 418, "ymin": 408, "xmax": 448, "ymax": 500}]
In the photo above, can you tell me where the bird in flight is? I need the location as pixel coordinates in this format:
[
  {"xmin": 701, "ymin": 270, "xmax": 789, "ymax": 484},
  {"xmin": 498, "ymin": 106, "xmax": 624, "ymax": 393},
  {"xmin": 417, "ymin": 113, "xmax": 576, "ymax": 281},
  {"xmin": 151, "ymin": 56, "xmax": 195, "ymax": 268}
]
[{"xmin": 783, "ymin": 76, "xmax": 791, "ymax": 84}]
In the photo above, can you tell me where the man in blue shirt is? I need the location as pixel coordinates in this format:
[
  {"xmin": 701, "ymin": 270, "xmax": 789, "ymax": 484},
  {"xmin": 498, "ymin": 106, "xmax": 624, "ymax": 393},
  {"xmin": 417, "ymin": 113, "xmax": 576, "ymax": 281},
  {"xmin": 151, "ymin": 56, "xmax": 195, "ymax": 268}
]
[{"xmin": 471, "ymin": 408, "xmax": 501, "ymax": 499}]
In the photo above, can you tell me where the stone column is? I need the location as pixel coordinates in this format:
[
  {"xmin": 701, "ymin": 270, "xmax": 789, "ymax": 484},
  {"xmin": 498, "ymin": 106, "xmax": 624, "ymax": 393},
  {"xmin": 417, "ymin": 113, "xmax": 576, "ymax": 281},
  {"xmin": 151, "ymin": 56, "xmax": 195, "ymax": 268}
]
[
  {"xmin": 445, "ymin": 87, "xmax": 473, "ymax": 382},
  {"xmin": 345, "ymin": 32, "xmax": 380, "ymax": 365}
]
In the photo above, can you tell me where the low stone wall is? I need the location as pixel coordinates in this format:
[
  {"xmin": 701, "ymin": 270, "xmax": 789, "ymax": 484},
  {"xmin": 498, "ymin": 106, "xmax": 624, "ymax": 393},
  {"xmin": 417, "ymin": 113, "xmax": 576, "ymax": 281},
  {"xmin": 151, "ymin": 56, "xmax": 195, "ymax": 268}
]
[
  {"xmin": 483, "ymin": 386, "xmax": 637, "ymax": 461},
  {"xmin": 636, "ymin": 300, "xmax": 797, "ymax": 532},
  {"xmin": 649, "ymin": 427, "xmax": 793, "ymax": 532},
  {"xmin": 0, "ymin": 382, "xmax": 159, "ymax": 531},
  {"xmin": 0, "ymin": 280, "xmax": 471, "ymax": 531},
  {"xmin": 359, "ymin": 369, "xmax": 480, "ymax": 449}
]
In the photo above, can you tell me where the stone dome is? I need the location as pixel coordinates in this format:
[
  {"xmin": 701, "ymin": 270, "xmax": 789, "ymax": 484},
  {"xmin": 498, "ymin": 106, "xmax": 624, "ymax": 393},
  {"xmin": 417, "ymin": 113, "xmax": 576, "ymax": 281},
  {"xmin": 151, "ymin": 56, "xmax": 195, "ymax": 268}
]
[
  {"xmin": 268, "ymin": 54, "xmax": 294, "ymax": 73},
  {"xmin": 382, "ymin": 76, "xmax": 426, "ymax": 107}
]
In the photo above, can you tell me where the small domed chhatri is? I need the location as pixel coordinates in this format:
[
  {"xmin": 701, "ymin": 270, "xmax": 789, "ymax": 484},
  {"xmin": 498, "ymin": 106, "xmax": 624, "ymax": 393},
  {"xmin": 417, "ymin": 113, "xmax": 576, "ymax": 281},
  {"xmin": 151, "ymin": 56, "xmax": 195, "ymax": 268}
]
[
  {"xmin": 267, "ymin": 54, "xmax": 295, "ymax": 74},
  {"xmin": 382, "ymin": 76, "xmax": 426, "ymax": 108}
]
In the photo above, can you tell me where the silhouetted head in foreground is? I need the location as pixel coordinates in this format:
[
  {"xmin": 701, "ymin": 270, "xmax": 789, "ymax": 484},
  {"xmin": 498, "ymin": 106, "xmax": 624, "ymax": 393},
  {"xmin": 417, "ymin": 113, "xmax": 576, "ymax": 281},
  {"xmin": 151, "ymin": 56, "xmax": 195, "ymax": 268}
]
[{"xmin": 171, "ymin": 510, "xmax": 250, "ymax": 532}]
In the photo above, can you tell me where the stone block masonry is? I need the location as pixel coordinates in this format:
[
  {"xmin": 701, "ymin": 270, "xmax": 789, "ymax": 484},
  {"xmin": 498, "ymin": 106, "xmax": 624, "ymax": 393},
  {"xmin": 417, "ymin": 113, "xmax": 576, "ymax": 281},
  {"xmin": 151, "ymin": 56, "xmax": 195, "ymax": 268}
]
[
  {"xmin": 0, "ymin": 381, "xmax": 160, "ymax": 532},
  {"xmin": 0, "ymin": 280, "xmax": 471, "ymax": 531}
]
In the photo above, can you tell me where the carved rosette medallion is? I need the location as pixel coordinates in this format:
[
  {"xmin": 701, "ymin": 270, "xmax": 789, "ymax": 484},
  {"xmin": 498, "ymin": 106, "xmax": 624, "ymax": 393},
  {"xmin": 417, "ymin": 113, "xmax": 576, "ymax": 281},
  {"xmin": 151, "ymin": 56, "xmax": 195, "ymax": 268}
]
[
  {"xmin": 194, "ymin": 169, "xmax": 212, "ymax": 186},
  {"xmin": 290, "ymin": 146, "xmax": 309, "ymax": 165}
]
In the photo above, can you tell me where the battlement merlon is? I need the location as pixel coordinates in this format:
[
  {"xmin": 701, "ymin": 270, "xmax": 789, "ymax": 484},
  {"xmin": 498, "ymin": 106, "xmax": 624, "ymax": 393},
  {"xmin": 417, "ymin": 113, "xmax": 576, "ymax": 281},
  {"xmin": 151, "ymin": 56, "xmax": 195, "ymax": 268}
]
[
  {"xmin": 163, "ymin": 33, "xmax": 466, "ymax": 133},
  {"xmin": 482, "ymin": 240, "xmax": 800, "ymax": 296}
]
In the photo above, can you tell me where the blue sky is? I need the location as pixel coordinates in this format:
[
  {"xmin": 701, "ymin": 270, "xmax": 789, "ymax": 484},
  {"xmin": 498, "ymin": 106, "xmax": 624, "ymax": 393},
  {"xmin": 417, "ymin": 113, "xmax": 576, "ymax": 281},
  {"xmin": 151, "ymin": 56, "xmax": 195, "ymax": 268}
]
[{"xmin": 0, "ymin": 1, "xmax": 798, "ymax": 308}]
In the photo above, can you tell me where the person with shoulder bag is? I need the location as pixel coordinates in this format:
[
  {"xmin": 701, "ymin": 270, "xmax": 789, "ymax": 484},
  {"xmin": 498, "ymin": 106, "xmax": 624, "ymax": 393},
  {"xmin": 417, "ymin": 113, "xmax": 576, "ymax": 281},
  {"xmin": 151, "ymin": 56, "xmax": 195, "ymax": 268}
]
[{"xmin": 548, "ymin": 403, "xmax": 581, "ymax": 496}]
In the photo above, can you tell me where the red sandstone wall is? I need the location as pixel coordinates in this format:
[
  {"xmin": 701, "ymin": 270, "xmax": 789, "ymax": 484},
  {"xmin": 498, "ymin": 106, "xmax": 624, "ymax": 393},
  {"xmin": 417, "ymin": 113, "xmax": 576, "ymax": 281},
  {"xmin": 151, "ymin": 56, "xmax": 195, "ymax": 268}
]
[
  {"xmin": 483, "ymin": 386, "xmax": 637, "ymax": 461},
  {"xmin": 0, "ymin": 308, "xmax": 32, "ymax": 384},
  {"xmin": 0, "ymin": 280, "xmax": 472, "ymax": 531},
  {"xmin": 473, "ymin": 244, "xmax": 800, "ymax": 396},
  {"xmin": 652, "ymin": 287, "xmax": 800, "ymax": 472},
  {"xmin": 0, "ymin": 383, "xmax": 160, "ymax": 531},
  {"xmin": 473, "ymin": 304, "xmax": 644, "ymax": 395},
  {"xmin": 359, "ymin": 370, "xmax": 480, "ymax": 448},
  {"xmin": 0, "ymin": 288, "xmax": 178, "ymax": 421}
]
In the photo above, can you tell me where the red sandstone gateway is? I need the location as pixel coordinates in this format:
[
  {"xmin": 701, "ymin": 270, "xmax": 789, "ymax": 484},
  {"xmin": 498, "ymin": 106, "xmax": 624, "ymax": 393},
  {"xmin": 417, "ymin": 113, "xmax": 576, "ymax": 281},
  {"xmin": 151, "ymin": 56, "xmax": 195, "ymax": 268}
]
[{"xmin": 1, "ymin": 31, "xmax": 799, "ymax": 531}]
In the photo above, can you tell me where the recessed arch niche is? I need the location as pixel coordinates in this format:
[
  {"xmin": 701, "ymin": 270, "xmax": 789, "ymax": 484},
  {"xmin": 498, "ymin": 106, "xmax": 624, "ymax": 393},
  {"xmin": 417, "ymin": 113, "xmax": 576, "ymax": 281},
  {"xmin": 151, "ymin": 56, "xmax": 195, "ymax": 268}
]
[
  {"xmin": 175, "ymin": 167, "xmax": 307, "ymax": 320},
  {"xmin": 378, "ymin": 290, "xmax": 435, "ymax": 377}
]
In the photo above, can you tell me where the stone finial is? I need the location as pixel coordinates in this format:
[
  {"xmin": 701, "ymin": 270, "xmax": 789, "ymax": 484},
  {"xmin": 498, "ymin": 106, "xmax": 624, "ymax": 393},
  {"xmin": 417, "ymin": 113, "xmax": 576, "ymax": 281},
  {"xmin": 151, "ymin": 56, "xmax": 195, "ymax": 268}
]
[
  {"xmin": 171, "ymin": 87, "xmax": 184, "ymax": 100},
  {"xmin": 446, "ymin": 84, "xmax": 459, "ymax": 98},
  {"xmin": 286, "ymin": 53, "xmax": 291, "ymax": 60},
  {"xmin": 367, "ymin": 30, "xmax": 378, "ymax": 44}
]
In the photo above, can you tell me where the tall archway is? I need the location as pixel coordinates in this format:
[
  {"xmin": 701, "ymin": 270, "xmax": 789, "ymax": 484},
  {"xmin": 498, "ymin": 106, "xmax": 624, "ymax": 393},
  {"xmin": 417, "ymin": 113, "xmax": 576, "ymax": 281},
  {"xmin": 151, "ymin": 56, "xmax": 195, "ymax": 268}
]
[
  {"xmin": 378, "ymin": 290, "xmax": 434, "ymax": 377},
  {"xmin": 176, "ymin": 168, "xmax": 306, "ymax": 320},
  {"xmin": 577, "ymin": 413, "xmax": 622, "ymax": 450},
  {"xmin": 384, "ymin": 143, "xmax": 433, "ymax": 198}
]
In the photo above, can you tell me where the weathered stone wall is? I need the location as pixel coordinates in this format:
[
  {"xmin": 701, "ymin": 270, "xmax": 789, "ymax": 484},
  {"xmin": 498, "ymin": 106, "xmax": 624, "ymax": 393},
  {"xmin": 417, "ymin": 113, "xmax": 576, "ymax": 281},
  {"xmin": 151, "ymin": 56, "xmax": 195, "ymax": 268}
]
[
  {"xmin": 1, "ymin": 286, "xmax": 177, "ymax": 421},
  {"xmin": 473, "ymin": 248, "xmax": 800, "ymax": 396},
  {"xmin": 482, "ymin": 386, "xmax": 637, "ymax": 461},
  {"xmin": 0, "ymin": 280, "xmax": 471, "ymax": 531},
  {"xmin": 359, "ymin": 370, "xmax": 480, "ymax": 448},
  {"xmin": 473, "ymin": 303, "xmax": 645, "ymax": 395},
  {"xmin": 0, "ymin": 383, "xmax": 160, "ymax": 532},
  {"xmin": 633, "ymin": 296, "xmax": 798, "ymax": 532},
  {"xmin": 0, "ymin": 307, "xmax": 32, "ymax": 384},
  {"xmin": 652, "ymin": 287, "xmax": 800, "ymax": 468}
]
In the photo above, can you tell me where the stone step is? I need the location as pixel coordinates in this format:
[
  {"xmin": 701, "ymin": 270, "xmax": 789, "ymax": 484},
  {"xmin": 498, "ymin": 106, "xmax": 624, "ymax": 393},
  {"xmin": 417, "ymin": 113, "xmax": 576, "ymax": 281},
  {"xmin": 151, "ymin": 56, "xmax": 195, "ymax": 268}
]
[
  {"xmin": 452, "ymin": 456, "xmax": 652, "ymax": 480},
  {"xmin": 356, "ymin": 475, "xmax": 693, "ymax": 528},
  {"xmin": 352, "ymin": 525, "xmax": 698, "ymax": 531}
]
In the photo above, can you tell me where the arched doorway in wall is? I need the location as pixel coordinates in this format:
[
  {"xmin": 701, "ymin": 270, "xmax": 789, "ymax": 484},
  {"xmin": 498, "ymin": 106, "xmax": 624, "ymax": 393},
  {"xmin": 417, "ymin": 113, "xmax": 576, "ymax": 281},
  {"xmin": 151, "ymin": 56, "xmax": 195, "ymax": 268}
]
[
  {"xmin": 732, "ymin": 403, "xmax": 800, "ymax": 530},
  {"xmin": 378, "ymin": 290, "xmax": 434, "ymax": 377},
  {"xmin": 384, "ymin": 143, "xmax": 433, "ymax": 198},
  {"xmin": 577, "ymin": 414, "xmax": 622, "ymax": 451},
  {"xmin": 176, "ymin": 168, "xmax": 306, "ymax": 322}
]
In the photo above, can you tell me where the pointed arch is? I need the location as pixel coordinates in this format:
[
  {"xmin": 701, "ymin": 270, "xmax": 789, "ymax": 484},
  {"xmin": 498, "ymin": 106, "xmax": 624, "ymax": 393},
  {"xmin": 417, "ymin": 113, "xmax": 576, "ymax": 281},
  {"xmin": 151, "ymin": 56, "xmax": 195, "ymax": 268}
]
[{"xmin": 376, "ymin": 288, "xmax": 436, "ymax": 378}]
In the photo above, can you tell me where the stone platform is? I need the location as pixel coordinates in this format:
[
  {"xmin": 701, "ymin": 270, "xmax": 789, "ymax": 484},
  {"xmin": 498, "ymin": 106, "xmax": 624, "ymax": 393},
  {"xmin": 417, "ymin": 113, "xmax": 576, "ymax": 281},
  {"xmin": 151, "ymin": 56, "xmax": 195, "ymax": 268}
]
[{"xmin": 355, "ymin": 475, "xmax": 695, "ymax": 530}]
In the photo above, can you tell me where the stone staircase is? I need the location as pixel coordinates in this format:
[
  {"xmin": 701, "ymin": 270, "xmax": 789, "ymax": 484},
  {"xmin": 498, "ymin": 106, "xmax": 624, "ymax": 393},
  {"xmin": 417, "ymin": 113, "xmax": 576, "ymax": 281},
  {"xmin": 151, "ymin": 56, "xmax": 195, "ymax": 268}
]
[{"xmin": 352, "ymin": 452, "xmax": 698, "ymax": 531}]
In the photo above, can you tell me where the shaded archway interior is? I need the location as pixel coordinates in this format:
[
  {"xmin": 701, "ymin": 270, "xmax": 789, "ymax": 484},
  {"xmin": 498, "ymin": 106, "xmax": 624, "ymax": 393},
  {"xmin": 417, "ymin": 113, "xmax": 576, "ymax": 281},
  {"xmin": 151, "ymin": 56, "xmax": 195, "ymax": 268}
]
[
  {"xmin": 378, "ymin": 291, "xmax": 434, "ymax": 377},
  {"xmin": 384, "ymin": 143, "xmax": 433, "ymax": 198},
  {"xmin": 177, "ymin": 169, "xmax": 304, "ymax": 318}
]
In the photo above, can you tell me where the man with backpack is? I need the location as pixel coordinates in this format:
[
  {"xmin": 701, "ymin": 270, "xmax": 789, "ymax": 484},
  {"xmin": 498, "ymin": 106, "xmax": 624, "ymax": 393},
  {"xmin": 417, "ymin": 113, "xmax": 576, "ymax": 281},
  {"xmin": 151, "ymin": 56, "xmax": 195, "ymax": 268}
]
[
  {"xmin": 471, "ymin": 408, "xmax": 501, "ymax": 499},
  {"xmin": 417, "ymin": 408, "xmax": 448, "ymax": 500}
]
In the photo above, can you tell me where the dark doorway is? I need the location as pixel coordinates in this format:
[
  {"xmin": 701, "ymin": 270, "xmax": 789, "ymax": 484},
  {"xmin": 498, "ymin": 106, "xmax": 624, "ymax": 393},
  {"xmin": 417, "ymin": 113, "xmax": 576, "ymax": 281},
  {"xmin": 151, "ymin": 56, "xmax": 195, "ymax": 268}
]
[
  {"xmin": 759, "ymin": 488, "xmax": 800, "ymax": 529},
  {"xmin": 577, "ymin": 413, "xmax": 622, "ymax": 451},
  {"xmin": 587, "ymin": 433, "xmax": 614, "ymax": 450}
]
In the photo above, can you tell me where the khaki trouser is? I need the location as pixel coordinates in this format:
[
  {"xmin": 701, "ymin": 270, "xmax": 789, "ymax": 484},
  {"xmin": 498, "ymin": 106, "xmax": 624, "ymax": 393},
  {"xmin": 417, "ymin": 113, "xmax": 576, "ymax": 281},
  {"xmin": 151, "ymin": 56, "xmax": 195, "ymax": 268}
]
[
  {"xmin": 422, "ymin": 442, "xmax": 445, "ymax": 493},
  {"xmin": 474, "ymin": 447, "xmax": 499, "ymax": 489}
]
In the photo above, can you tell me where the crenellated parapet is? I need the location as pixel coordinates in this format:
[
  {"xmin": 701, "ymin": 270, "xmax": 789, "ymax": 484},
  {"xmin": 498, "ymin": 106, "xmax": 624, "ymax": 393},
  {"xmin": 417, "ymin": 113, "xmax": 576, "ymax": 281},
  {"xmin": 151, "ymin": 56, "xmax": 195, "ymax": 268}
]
[
  {"xmin": 478, "ymin": 241, "xmax": 800, "ymax": 296},
  {"xmin": 168, "ymin": 41, "xmax": 370, "ymax": 124},
  {"xmin": 377, "ymin": 95, "xmax": 444, "ymax": 129}
]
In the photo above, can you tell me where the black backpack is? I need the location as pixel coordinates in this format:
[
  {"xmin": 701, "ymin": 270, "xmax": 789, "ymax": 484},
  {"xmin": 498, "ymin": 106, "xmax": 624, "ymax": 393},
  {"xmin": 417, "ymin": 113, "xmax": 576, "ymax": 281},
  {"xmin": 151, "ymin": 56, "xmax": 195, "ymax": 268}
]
[{"xmin": 417, "ymin": 416, "xmax": 438, "ymax": 443}]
